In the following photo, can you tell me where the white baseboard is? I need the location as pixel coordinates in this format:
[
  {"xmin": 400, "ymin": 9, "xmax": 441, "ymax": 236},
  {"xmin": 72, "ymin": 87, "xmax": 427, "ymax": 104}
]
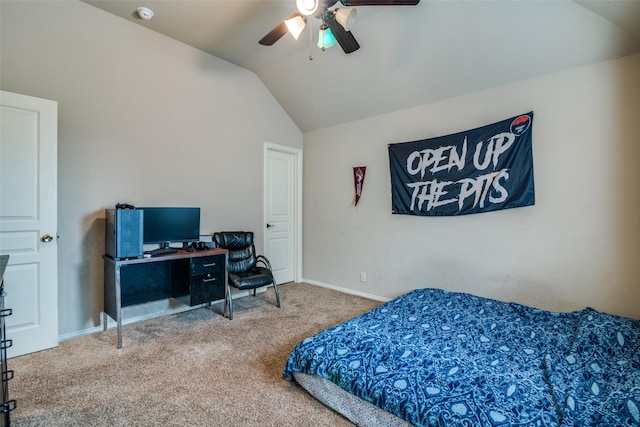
[
  {"xmin": 58, "ymin": 289, "xmax": 254, "ymax": 342},
  {"xmin": 58, "ymin": 283, "xmax": 382, "ymax": 343},
  {"xmin": 302, "ymin": 279, "xmax": 390, "ymax": 303},
  {"xmin": 58, "ymin": 301, "xmax": 222, "ymax": 342}
]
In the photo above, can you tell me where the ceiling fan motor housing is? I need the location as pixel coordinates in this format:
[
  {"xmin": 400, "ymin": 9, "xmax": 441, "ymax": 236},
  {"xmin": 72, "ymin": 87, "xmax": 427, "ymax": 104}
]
[{"xmin": 297, "ymin": 0, "xmax": 320, "ymax": 16}]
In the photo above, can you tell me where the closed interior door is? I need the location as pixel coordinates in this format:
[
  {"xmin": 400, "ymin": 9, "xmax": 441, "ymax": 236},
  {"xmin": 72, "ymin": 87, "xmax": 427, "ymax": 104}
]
[
  {"xmin": 0, "ymin": 91, "xmax": 58, "ymax": 357},
  {"xmin": 264, "ymin": 144, "xmax": 301, "ymax": 285}
]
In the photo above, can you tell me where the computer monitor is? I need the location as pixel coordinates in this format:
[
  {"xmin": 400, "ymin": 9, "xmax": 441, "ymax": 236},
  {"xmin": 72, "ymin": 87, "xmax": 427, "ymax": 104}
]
[{"xmin": 140, "ymin": 207, "xmax": 200, "ymax": 247}]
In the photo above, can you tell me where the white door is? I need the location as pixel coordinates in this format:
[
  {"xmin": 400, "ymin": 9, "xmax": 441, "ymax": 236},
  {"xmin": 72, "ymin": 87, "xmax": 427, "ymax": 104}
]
[
  {"xmin": 0, "ymin": 90, "xmax": 58, "ymax": 358},
  {"xmin": 263, "ymin": 143, "xmax": 302, "ymax": 285}
]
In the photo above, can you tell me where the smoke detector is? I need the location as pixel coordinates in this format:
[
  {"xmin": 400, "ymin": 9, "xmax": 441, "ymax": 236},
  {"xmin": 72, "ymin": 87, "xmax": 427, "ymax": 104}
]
[{"xmin": 136, "ymin": 7, "xmax": 154, "ymax": 20}]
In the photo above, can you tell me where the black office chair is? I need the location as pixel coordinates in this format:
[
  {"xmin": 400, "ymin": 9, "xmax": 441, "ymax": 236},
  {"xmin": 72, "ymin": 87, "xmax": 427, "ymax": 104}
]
[{"xmin": 213, "ymin": 231, "xmax": 280, "ymax": 320}]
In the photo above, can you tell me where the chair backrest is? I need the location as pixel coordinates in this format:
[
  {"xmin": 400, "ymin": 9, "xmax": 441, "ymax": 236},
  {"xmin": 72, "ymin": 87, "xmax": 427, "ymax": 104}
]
[{"xmin": 213, "ymin": 231, "xmax": 257, "ymax": 274}]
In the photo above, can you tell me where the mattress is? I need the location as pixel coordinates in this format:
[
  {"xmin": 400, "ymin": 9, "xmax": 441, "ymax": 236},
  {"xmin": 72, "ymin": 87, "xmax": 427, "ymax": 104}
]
[
  {"xmin": 283, "ymin": 288, "xmax": 640, "ymax": 426},
  {"xmin": 293, "ymin": 372, "xmax": 411, "ymax": 426}
]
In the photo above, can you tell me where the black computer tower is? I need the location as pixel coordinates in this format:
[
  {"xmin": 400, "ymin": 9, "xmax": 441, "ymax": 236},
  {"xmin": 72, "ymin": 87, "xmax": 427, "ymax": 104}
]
[{"xmin": 105, "ymin": 209, "xmax": 143, "ymax": 259}]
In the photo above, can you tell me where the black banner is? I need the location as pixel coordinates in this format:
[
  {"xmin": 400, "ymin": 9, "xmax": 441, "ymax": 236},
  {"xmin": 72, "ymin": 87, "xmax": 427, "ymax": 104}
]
[{"xmin": 389, "ymin": 112, "xmax": 535, "ymax": 216}]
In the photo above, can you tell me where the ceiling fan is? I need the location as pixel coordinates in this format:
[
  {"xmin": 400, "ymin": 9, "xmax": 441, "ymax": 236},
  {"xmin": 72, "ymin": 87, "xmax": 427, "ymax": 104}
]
[{"xmin": 259, "ymin": 0, "xmax": 420, "ymax": 54}]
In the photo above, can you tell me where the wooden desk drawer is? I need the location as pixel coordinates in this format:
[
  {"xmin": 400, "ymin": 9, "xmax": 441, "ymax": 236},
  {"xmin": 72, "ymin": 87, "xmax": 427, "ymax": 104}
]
[{"xmin": 191, "ymin": 255, "xmax": 224, "ymax": 275}]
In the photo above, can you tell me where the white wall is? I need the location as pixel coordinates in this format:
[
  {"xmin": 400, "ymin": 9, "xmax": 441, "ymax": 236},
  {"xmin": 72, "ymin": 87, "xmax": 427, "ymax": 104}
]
[
  {"xmin": 303, "ymin": 53, "xmax": 640, "ymax": 319},
  {"xmin": 1, "ymin": 2, "xmax": 638, "ymax": 341},
  {"xmin": 1, "ymin": 1, "xmax": 302, "ymax": 337}
]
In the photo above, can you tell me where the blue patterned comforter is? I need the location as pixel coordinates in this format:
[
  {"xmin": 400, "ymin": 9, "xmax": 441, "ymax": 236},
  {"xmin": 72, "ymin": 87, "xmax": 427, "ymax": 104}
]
[{"xmin": 283, "ymin": 288, "xmax": 640, "ymax": 426}]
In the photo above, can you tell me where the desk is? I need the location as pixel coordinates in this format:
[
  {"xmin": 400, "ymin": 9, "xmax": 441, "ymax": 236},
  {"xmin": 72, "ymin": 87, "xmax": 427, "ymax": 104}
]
[{"xmin": 103, "ymin": 248, "xmax": 228, "ymax": 349}]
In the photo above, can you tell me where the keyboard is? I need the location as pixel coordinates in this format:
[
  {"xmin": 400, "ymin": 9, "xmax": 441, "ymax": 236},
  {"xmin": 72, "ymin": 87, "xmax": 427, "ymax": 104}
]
[{"xmin": 148, "ymin": 247, "xmax": 178, "ymax": 257}]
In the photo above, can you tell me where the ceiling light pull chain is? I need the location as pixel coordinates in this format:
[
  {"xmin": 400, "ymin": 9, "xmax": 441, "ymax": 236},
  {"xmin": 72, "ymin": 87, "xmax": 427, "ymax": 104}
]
[
  {"xmin": 319, "ymin": 8, "xmax": 326, "ymax": 52},
  {"xmin": 308, "ymin": 19, "xmax": 314, "ymax": 60}
]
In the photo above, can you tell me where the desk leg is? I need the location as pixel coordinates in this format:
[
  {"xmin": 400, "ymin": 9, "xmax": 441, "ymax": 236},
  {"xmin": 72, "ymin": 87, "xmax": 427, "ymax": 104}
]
[{"xmin": 115, "ymin": 265, "xmax": 123, "ymax": 349}]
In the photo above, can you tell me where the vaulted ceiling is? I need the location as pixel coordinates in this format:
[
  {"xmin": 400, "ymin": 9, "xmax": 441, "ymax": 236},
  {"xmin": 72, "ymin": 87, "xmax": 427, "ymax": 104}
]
[{"xmin": 83, "ymin": 0, "xmax": 640, "ymax": 132}]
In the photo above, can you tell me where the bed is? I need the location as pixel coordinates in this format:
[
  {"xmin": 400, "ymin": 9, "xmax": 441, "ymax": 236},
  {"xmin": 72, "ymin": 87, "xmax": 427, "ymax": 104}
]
[{"xmin": 283, "ymin": 288, "xmax": 640, "ymax": 426}]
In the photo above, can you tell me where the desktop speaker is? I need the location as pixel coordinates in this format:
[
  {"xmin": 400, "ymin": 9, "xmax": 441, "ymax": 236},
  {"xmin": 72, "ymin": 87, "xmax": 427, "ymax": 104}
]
[{"xmin": 105, "ymin": 209, "xmax": 143, "ymax": 259}]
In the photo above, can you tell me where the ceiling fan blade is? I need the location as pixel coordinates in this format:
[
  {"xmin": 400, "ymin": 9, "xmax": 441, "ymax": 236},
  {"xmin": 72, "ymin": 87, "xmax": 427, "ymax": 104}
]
[
  {"xmin": 340, "ymin": 0, "xmax": 419, "ymax": 5},
  {"xmin": 259, "ymin": 21, "xmax": 288, "ymax": 46},
  {"xmin": 325, "ymin": 13, "xmax": 360, "ymax": 54}
]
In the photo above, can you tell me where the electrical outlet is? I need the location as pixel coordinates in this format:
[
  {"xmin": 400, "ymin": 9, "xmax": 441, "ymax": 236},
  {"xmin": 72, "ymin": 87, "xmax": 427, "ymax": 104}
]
[{"xmin": 360, "ymin": 272, "xmax": 366, "ymax": 283}]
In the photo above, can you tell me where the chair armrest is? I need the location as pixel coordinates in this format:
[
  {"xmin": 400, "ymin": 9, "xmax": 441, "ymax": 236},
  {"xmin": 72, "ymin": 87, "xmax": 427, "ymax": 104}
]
[{"xmin": 256, "ymin": 255, "xmax": 272, "ymax": 271}]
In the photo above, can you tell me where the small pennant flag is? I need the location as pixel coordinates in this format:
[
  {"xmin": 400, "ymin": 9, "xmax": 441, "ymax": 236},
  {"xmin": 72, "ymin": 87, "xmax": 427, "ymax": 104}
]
[{"xmin": 354, "ymin": 166, "xmax": 366, "ymax": 206}]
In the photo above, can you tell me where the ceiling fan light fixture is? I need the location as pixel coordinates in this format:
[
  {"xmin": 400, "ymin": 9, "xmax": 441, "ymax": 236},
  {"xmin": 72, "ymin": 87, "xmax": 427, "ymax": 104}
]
[
  {"xmin": 284, "ymin": 15, "xmax": 307, "ymax": 40},
  {"xmin": 334, "ymin": 8, "xmax": 357, "ymax": 31},
  {"xmin": 317, "ymin": 25, "xmax": 337, "ymax": 50},
  {"xmin": 296, "ymin": 0, "xmax": 319, "ymax": 16}
]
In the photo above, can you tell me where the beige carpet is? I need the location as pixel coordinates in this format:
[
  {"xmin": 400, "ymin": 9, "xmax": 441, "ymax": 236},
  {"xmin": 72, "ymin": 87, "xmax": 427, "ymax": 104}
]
[{"xmin": 9, "ymin": 283, "xmax": 381, "ymax": 426}]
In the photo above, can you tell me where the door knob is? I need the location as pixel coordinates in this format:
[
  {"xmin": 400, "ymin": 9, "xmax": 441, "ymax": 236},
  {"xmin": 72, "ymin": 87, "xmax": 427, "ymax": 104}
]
[
  {"xmin": 40, "ymin": 234, "xmax": 54, "ymax": 243},
  {"xmin": 266, "ymin": 223, "xmax": 274, "ymax": 229}
]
